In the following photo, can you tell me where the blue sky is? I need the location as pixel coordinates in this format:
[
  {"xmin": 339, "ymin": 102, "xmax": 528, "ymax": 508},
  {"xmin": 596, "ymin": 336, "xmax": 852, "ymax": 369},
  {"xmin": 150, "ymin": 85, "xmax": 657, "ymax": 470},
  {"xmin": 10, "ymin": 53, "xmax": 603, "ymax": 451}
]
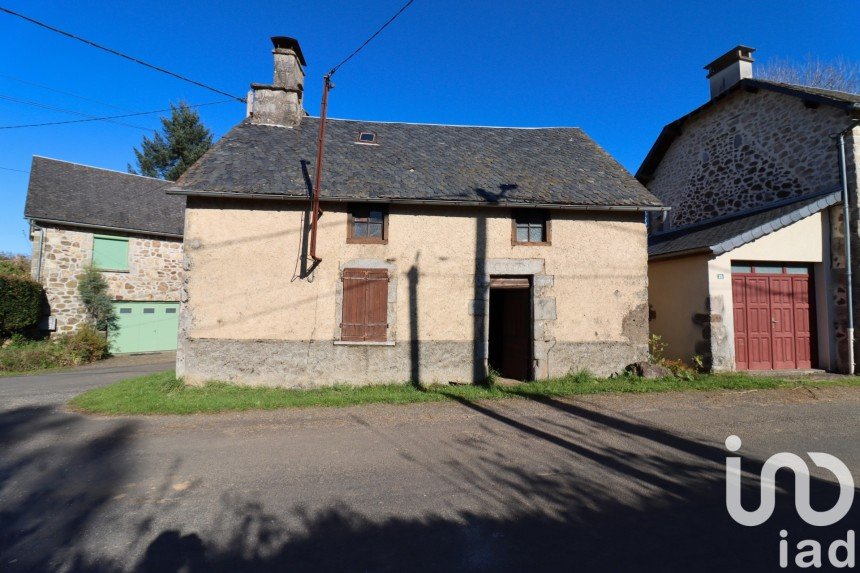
[{"xmin": 1, "ymin": 0, "xmax": 857, "ymax": 254}]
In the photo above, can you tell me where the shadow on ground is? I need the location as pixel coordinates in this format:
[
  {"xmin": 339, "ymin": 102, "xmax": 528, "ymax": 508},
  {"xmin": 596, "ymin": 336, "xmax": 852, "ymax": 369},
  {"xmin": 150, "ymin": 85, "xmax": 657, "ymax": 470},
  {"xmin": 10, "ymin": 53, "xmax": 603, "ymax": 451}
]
[{"xmin": 0, "ymin": 395, "xmax": 856, "ymax": 572}]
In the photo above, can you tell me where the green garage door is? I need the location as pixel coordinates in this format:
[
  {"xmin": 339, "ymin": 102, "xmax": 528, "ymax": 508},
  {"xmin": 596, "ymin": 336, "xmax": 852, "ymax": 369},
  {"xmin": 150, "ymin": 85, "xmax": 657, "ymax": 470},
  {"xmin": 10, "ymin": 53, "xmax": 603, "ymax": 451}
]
[{"xmin": 111, "ymin": 302, "xmax": 180, "ymax": 354}]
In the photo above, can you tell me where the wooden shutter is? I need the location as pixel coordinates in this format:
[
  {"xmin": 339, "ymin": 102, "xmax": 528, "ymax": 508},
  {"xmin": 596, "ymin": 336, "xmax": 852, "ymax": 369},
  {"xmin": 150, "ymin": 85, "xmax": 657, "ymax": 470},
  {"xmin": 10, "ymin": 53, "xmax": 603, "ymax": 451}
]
[{"xmin": 341, "ymin": 268, "xmax": 389, "ymax": 342}]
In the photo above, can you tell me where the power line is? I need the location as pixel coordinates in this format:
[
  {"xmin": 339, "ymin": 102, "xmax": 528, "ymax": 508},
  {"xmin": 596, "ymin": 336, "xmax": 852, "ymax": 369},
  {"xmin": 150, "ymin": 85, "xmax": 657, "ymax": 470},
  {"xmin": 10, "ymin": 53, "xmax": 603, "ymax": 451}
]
[
  {"xmin": 0, "ymin": 74, "xmax": 134, "ymax": 112},
  {"xmin": 0, "ymin": 99, "xmax": 233, "ymax": 130},
  {"xmin": 0, "ymin": 92, "xmax": 152, "ymax": 130},
  {"xmin": 0, "ymin": 6, "xmax": 246, "ymax": 103},
  {"xmin": 0, "ymin": 165, "xmax": 28, "ymax": 173},
  {"xmin": 329, "ymin": 0, "xmax": 416, "ymax": 76}
]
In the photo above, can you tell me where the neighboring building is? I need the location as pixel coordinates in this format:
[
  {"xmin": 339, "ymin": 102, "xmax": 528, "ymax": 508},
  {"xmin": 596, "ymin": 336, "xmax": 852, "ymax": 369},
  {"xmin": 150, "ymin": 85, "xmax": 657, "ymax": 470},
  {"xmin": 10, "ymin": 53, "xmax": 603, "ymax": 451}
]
[
  {"xmin": 24, "ymin": 157, "xmax": 185, "ymax": 353},
  {"xmin": 169, "ymin": 37, "xmax": 665, "ymax": 388},
  {"xmin": 639, "ymin": 46, "xmax": 860, "ymax": 372}
]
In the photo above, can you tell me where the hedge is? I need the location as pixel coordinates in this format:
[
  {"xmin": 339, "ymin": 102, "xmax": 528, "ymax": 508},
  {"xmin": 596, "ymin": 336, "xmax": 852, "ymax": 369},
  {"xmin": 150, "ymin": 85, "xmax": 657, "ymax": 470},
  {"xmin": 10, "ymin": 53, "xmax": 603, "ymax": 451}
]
[{"xmin": 0, "ymin": 274, "xmax": 44, "ymax": 336}]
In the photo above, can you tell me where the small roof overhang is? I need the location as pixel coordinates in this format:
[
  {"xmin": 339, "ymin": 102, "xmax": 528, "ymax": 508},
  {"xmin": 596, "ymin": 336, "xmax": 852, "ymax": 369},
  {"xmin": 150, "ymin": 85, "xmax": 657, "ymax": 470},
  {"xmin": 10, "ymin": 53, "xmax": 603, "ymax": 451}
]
[{"xmin": 648, "ymin": 191, "xmax": 841, "ymax": 260}]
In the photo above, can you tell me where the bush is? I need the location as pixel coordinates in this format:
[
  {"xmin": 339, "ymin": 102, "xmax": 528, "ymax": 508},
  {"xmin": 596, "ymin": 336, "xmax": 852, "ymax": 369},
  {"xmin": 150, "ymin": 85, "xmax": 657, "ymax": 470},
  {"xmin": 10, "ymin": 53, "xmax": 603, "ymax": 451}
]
[
  {"xmin": 78, "ymin": 267, "xmax": 117, "ymax": 332},
  {"xmin": 0, "ymin": 252, "xmax": 30, "ymax": 277},
  {"xmin": 0, "ymin": 325, "xmax": 109, "ymax": 373},
  {"xmin": 0, "ymin": 274, "xmax": 44, "ymax": 337},
  {"xmin": 661, "ymin": 359, "xmax": 698, "ymax": 381}
]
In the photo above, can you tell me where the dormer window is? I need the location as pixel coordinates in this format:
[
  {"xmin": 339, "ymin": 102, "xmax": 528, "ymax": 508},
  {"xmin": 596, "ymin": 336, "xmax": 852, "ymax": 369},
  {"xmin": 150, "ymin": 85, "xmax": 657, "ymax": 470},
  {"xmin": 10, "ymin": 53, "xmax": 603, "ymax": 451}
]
[{"xmin": 357, "ymin": 131, "xmax": 377, "ymax": 144}]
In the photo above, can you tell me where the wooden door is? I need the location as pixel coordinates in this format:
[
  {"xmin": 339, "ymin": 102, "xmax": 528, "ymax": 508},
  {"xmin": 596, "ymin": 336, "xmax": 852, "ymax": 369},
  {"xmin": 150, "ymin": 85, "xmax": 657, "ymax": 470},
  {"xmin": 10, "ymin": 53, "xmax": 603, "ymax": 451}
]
[
  {"xmin": 792, "ymin": 276, "xmax": 813, "ymax": 369},
  {"xmin": 499, "ymin": 289, "xmax": 531, "ymax": 380},
  {"xmin": 769, "ymin": 276, "xmax": 796, "ymax": 369},
  {"xmin": 732, "ymin": 264, "xmax": 815, "ymax": 370},
  {"xmin": 745, "ymin": 276, "xmax": 773, "ymax": 370},
  {"xmin": 732, "ymin": 277, "xmax": 749, "ymax": 370}
]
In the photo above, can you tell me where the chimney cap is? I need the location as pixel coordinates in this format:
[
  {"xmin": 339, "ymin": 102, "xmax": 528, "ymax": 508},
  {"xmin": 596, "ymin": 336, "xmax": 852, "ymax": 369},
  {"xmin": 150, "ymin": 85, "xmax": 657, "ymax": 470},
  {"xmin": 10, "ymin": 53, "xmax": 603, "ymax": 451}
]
[
  {"xmin": 704, "ymin": 45, "xmax": 755, "ymax": 78},
  {"xmin": 271, "ymin": 36, "xmax": 306, "ymax": 66}
]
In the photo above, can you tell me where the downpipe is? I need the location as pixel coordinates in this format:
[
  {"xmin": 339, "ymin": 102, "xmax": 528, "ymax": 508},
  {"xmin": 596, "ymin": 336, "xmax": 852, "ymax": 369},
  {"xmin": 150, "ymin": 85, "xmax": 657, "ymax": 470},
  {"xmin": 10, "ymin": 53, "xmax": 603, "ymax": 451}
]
[
  {"xmin": 309, "ymin": 74, "xmax": 333, "ymax": 264},
  {"xmin": 836, "ymin": 127, "xmax": 857, "ymax": 374}
]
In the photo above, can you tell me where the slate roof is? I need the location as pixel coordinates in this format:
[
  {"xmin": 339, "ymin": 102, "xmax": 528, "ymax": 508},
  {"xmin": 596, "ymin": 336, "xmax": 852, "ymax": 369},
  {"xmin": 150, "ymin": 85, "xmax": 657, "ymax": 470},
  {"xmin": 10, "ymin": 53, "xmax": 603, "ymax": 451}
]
[
  {"xmin": 649, "ymin": 191, "xmax": 841, "ymax": 259},
  {"xmin": 170, "ymin": 118, "xmax": 663, "ymax": 210},
  {"xmin": 24, "ymin": 157, "xmax": 184, "ymax": 237},
  {"xmin": 637, "ymin": 79, "xmax": 860, "ymax": 184}
]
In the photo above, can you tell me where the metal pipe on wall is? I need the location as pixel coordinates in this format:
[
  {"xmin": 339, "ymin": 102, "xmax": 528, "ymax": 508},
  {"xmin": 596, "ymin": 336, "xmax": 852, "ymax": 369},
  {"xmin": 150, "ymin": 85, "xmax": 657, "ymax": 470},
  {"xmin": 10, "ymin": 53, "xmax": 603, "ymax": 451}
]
[
  {"xmin": 837, "ymin": 129, "xmax": 856, "ymax": 374},
  {"xmin": 309, "ymin": 74, "xmax": 333, "ymax": 264}
]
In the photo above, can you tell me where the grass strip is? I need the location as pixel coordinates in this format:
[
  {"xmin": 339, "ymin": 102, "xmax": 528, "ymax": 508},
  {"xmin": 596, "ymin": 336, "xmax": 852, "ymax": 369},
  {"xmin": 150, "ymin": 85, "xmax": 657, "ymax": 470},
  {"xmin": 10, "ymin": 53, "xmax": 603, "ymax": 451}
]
[{"xmin": 69, "ymin": 370, "xmax": 860, "ymax": 416}]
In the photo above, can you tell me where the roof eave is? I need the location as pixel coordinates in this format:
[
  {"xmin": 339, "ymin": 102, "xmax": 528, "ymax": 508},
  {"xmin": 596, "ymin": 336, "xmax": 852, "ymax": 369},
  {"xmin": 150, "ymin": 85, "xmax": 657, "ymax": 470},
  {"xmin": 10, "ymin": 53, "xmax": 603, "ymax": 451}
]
[
  {"xmin": 28, "ymin": 216, "xmax": 183, "ymax": 239},
  {"xmin": 167, "ymin": 188, "xmax": 667, "ymax": 212},
  {"xmin": 648, "ymin": 190, "xmax": 841, "ymax": 260}
]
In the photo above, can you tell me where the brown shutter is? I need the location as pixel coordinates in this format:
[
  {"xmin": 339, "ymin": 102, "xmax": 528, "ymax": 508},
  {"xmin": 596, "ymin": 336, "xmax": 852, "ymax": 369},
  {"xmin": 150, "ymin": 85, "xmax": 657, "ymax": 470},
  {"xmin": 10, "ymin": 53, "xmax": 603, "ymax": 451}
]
[
  {"xmin": 341, "ymin": 269, "xmax": 367, "ymax": 341},
  {"xmin": 341, "ymin": 268, "xmax": 389, "ymax": 342},
  {"xmin": 364, "ymin": 269, "xmax": 389, "ymax": 342}
]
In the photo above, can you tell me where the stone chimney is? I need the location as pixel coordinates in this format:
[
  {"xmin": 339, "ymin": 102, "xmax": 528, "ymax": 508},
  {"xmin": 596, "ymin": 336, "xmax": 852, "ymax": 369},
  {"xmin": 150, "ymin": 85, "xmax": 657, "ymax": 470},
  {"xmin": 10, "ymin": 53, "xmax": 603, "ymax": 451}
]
[
  {"xmin": 704, "ymin": 45, "xmax": 755, "ymax": 99},
  {"xmin": 247, "ymin": 36, "xmax": 306, "ymax": 127}
]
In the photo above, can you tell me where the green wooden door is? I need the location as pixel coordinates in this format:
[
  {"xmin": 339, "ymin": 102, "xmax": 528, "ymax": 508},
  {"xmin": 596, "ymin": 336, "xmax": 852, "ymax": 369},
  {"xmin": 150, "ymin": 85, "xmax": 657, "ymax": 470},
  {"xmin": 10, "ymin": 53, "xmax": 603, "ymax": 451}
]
[{"xmin": 111, "ymin": 302, "xmax": 180, "ymax": 353}]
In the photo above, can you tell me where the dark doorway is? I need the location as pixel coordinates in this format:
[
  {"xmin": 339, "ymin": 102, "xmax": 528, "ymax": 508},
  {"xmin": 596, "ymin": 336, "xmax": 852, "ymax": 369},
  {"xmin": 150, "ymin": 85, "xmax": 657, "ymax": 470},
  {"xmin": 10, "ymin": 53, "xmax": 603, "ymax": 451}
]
[{"xmin": 488, "ymin": 277, "xmax": 532, "ymax": 381}]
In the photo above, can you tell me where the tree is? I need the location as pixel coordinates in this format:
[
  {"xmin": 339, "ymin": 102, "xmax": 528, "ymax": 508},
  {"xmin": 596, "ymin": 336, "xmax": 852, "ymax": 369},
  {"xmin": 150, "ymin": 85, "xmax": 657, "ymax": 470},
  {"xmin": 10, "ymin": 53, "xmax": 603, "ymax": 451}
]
[
  {"xmin": 129, "ymin": 102, "xmax": 213, "ymax": 181},
  {"xmin": 0, "ymin": 252, "xmax": 31, "ymax": 277},
  {"xmin": 77, "ymin": 267, "xmax": 117, "ymax": 333},
  {"xmin": 757, "ymin": 56, "xmax": 860, "ymax": 95}
]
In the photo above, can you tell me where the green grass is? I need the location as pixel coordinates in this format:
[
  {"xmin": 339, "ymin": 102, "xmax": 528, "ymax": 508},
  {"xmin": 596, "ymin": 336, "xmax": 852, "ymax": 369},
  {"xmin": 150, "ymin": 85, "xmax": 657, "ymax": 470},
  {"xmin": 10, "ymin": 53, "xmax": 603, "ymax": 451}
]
[{"xmin": 69, "ymin": 370, "xmax": 860, "ymax": 416}]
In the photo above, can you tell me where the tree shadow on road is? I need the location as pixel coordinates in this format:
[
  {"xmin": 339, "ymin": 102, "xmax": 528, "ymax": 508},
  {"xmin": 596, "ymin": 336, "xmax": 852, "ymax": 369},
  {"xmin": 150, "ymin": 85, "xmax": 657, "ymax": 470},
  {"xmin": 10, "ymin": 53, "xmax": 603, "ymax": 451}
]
[
  {"xmin": 0, "ymin": 406, "xmax": 138, "ymax": 572},
  {"xmin": 1, "ymin": 397, "xmax": 856, "ymax": 573}
]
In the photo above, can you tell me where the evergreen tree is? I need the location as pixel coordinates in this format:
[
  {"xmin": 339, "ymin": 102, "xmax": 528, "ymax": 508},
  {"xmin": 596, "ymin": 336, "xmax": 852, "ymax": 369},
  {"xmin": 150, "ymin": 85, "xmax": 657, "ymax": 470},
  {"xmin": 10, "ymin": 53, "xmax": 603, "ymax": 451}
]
[
  {"xmin": 129, "ymin": 102, "xmax": 213, "ymax": 181},
  {"xmin": 78, "ymin": 267, "xmax": 117, "ymax": 332}
]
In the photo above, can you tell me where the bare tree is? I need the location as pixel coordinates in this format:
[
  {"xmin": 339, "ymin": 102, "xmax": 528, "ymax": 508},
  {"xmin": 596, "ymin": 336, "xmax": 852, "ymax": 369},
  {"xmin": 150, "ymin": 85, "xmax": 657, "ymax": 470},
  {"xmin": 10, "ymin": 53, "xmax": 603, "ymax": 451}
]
[{"xmin": 756, "ymin": 56, "xmax": 860, "ymax": 94}]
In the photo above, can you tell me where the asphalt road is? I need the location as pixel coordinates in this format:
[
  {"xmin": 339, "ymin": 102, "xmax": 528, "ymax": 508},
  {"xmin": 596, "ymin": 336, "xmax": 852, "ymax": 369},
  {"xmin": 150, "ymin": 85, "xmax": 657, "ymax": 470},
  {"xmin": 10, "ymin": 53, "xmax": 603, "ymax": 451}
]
[{"xmin": 1, "ymin": 360, "xmax": 858, "ymax": 572}]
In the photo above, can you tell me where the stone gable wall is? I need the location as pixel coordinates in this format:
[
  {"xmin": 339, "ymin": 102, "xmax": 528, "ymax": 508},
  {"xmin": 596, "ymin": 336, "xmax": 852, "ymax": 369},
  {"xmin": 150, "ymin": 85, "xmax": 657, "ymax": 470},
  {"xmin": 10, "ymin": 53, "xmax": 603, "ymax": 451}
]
[
  {"xmin": 31, "ymin": 225, "xmax": 183, "ymax": 334},
  {"xmin": 648, "ymin": 89, "xmax": 850, "ymax": 229}
]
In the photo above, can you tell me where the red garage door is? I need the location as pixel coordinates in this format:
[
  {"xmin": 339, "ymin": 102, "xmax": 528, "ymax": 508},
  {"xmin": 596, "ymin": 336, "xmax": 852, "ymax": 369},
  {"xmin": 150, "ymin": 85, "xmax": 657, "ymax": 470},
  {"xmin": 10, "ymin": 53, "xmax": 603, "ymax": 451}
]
[{"xmin": 732, "ymin": 263, "xmax": 814, "ymax": 370}]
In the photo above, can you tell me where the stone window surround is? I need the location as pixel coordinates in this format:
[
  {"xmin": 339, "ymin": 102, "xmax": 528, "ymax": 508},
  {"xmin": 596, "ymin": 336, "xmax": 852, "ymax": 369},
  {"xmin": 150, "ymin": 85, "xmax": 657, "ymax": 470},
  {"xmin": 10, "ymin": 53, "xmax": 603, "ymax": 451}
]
[
  {"xmin": 470, "ymin": 258, "xmax": 557, "ymax": 380},
  {"xmin": 333, "ymin": 259, "xmax": 398, "ymax": 346}
]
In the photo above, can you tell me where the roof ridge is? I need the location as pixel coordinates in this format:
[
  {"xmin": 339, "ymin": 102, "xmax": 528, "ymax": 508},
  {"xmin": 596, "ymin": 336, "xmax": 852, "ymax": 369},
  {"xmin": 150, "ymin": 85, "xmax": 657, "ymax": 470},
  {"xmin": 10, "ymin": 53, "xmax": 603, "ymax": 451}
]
[
  {"xmin": 751, "ymin": 78, "xmax": 860, "ymax": 101},
  {"xmin": 303, "ymin": 116, "xmax": 583, "ymax": 130},
  {"xmin": 32, "ymin": 155, "xmax": 170, "ymax": 183}
]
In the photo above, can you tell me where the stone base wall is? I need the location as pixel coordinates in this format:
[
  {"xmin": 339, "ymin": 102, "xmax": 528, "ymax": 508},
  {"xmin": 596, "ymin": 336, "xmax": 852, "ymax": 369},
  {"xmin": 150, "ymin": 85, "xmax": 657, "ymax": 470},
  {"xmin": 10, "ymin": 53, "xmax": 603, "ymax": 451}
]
[
  {"xmin": 31, "ymin": 225, "xmax": 183, "ymax": 334},
  {"xmin": 177, "ymin": 338, "xmax": 644, "ymax": 388}
]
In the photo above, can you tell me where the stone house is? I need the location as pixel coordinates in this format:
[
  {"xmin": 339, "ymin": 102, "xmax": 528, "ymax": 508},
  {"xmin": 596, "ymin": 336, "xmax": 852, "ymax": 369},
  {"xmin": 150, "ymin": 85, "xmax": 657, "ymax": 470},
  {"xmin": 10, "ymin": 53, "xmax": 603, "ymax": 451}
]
[
  {"xmin": 639, "ymin": 46, "xmax": 860, "ymax": 372},
  {"xmin": 24, "ymin": 157, "xmax": 185, "ymax": 353},
  {"xmin": 168, "ymin": 37, "xmax": 665, "ymax": 387}
]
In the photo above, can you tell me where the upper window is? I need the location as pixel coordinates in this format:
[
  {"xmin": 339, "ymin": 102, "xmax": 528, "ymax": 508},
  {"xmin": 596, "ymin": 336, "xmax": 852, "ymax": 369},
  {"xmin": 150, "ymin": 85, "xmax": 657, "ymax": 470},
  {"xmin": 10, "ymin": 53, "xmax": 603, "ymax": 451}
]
[
  {"xmin": 512, "ymin": 210, "xmax": 550, "ymax": 245},
  {"xmin": 92, "ymin": 235, "xmax": 129, "ymax": 271},
  {"xmin": 348, "ymin": 204, "xmax": 388, "ymax": 244}
]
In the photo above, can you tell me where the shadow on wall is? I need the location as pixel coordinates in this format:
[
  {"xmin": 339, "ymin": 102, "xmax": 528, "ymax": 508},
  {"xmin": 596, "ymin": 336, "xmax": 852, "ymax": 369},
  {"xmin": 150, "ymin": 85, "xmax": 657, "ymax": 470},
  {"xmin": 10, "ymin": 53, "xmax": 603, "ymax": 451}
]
[
  {"xmin": 2, "ymin": 395, "xmax": 855, "ymax": 572},
  {"xmin": 408, "ymin": 253, "xmax": 420, "ymax": 385},
  {"xmin": 469, "ymin": 184, "xmax": 517, "ymax": 383}
]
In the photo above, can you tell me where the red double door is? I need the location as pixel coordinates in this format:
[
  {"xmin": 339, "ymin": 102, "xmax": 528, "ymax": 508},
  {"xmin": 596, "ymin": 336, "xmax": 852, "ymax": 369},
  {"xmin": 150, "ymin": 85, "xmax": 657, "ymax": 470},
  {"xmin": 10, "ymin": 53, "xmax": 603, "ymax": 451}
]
[{"xmin": 733, "ymin": 266, "xmax": 814, "ymax": 370}]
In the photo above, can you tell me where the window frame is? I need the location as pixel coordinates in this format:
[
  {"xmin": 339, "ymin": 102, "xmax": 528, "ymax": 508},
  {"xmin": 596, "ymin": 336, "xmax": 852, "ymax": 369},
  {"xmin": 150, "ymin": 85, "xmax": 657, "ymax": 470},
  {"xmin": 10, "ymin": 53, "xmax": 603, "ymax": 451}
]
[
  {"xmin": 347, "ymin": 204, "xmax": 389, "ymax": 245},
  {"xmin": 92, "ymin": 234, "xmax": 130, "ymax": 272},
  {"xmin": 511, "ymin": 209, "xmax": 551, "ymax": 246}
]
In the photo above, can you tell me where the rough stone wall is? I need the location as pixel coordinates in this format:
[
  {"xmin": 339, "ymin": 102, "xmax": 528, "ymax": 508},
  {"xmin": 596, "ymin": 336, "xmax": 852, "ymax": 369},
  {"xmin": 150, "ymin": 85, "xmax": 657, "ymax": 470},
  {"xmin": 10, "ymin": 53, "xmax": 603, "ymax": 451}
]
[
  {"xmin": 647, "ymin": 90, "xmax": 859, "ymax": 373},
  {"xmin": 648, "ymin": 89, "xmax": 849, "ymax": 229},
  {"xmin": 31, "ymin": 225, "xmax": 183, "ymax": 334},
  {"xmin": 178, "ymin": 200, "xmax": 649, "ymax": 387}
]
